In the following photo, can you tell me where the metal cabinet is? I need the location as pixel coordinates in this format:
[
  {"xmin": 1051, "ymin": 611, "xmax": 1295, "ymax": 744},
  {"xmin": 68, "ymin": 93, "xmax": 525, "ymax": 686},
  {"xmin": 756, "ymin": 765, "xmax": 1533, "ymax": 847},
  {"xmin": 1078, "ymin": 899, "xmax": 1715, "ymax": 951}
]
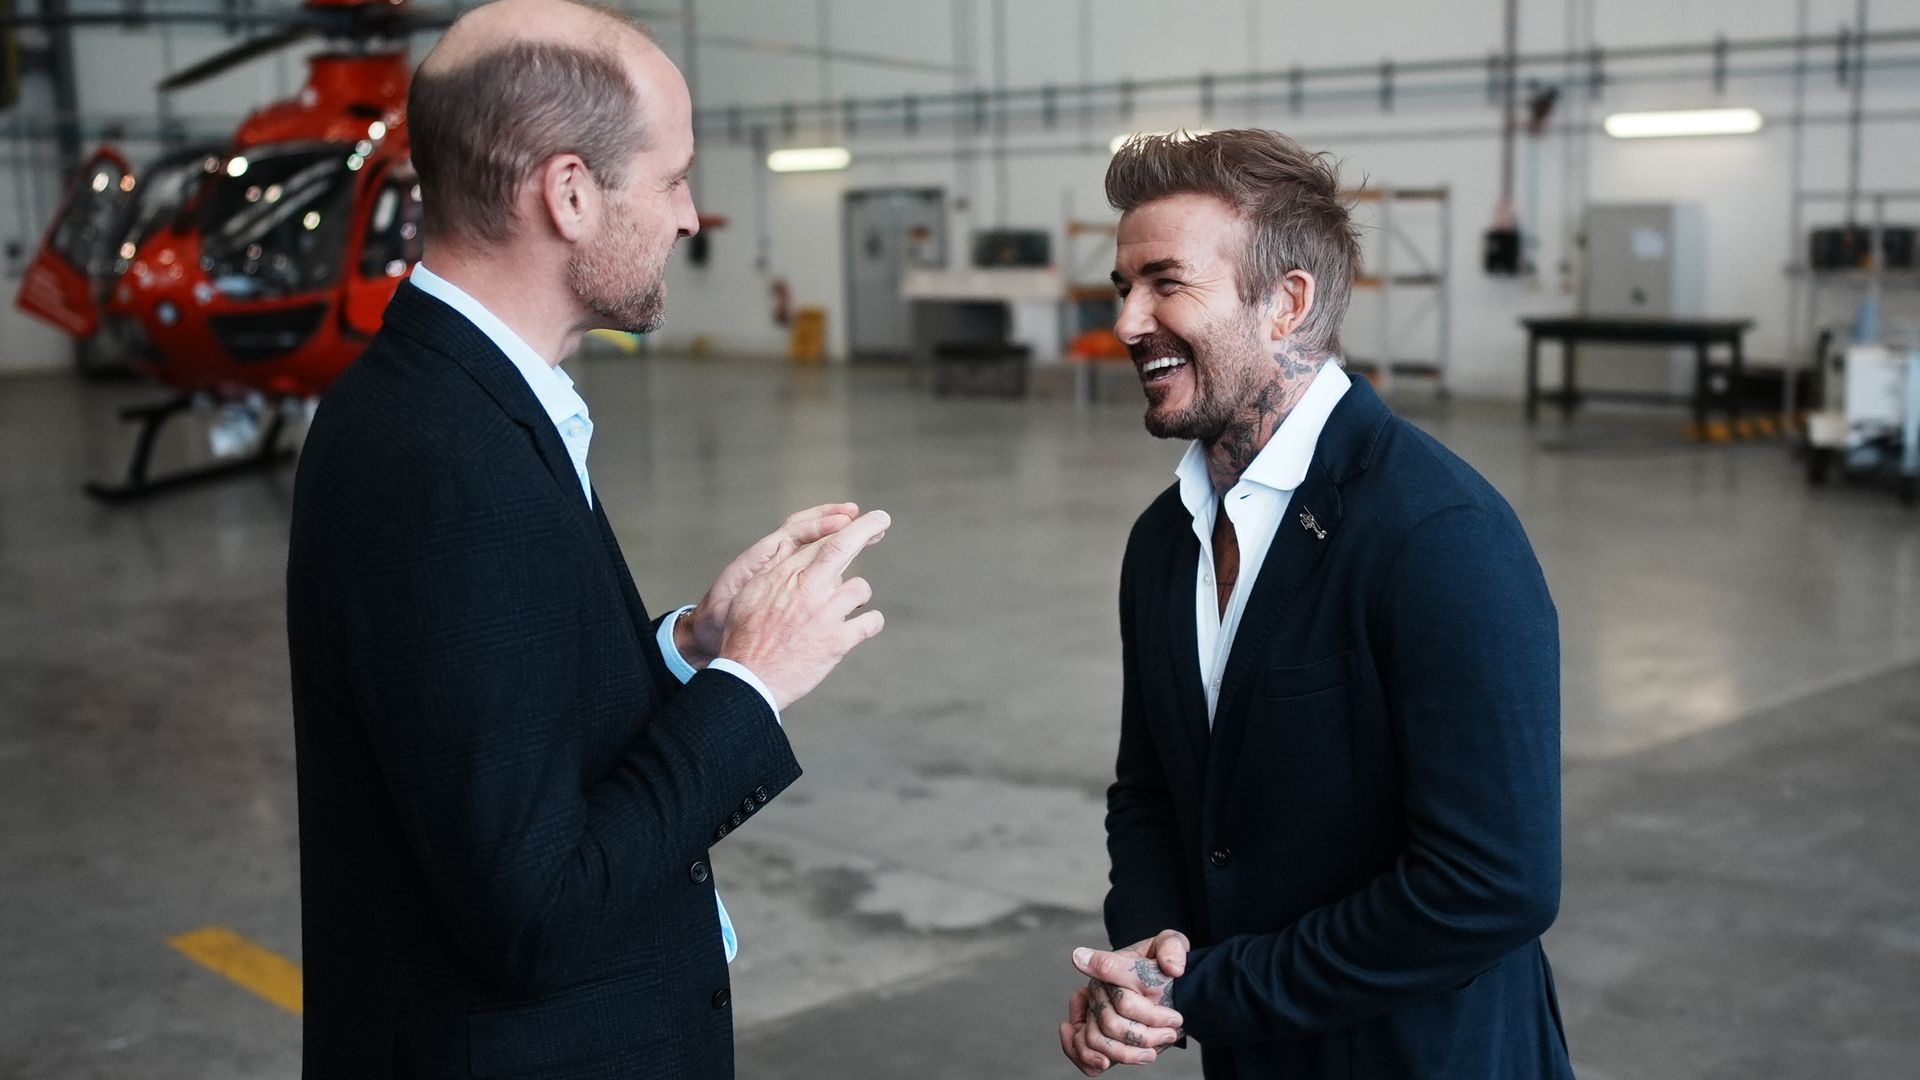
[{"xmin": 1580, "ymin": 203, "xmax": 1706, "ymax": 396}]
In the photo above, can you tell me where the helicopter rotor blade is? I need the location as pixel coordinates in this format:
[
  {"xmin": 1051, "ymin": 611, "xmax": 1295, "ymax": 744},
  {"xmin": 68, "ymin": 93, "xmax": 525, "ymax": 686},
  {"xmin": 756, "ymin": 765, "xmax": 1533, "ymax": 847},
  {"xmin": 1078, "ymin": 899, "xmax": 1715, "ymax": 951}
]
[{"xmin": 157, "ymin": 25, "xmax": 319, "ymax": 93}]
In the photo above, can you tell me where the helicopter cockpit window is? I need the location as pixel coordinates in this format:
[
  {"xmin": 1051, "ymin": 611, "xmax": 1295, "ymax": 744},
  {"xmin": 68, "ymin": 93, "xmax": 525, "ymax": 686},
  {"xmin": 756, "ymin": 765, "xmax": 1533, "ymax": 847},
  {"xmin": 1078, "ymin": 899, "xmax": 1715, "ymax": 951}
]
[
  {"xmin": 48, "ymin": 160, "xmax": 135, "ymax": 281},
  {"xmin": 197, "ymin": 147, "xmax": 357, "ymax": 301},
  {"xmin": 358, "ymin": 173, "xmax": 423, "ymax": 280},
  {"xmin": 114, "ymin": 146, "xmax": 223, "ymax": 272}
]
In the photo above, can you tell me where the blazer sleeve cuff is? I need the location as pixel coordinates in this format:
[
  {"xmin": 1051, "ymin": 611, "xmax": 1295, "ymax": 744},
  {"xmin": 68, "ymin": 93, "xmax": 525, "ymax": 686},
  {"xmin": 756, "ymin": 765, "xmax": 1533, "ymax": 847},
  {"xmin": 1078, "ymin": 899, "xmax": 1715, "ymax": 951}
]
[{"xmin": 708, "ymin": 659, "xmax": 781, "ymax": 726}]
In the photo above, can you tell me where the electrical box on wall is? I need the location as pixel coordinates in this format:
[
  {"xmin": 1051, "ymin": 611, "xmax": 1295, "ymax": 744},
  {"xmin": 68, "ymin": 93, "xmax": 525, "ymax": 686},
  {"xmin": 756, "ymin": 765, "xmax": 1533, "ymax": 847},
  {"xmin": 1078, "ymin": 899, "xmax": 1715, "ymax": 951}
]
[
  {"xmin": 1483, "ymin": 227, "xmax": 1525, "ymax": 276},
  {"xmin": 1808, "ymin": 225, "xmax": 1917, "ymax": 271},
  {"xmin": 1581, "ymin": 203, "xmax": 1705, "ymax": 317}
]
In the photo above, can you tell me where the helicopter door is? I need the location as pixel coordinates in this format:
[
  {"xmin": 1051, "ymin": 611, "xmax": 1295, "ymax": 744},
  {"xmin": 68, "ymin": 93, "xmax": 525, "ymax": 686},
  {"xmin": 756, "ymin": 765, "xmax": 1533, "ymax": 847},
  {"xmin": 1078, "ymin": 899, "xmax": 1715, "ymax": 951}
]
[
  {"xmin": 340, "ymin": 163, "xmax": 424, "ymax": 338},
  {"xmin": 16, "ymin": 148, "xmax": 138, "ymax": 338}
]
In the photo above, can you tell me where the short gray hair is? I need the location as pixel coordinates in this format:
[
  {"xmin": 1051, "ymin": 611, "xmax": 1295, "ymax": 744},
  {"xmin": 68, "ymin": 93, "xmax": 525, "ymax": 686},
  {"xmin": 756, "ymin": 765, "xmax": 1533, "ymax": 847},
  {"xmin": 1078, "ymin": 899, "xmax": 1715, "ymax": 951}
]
[
  {"xmin": 409, "ymin": 29, "xmax": 649, "ymax": 247},
  {"xmin": 1107, "ymin": 129, "xmax": 1361, "ymax": 356}
]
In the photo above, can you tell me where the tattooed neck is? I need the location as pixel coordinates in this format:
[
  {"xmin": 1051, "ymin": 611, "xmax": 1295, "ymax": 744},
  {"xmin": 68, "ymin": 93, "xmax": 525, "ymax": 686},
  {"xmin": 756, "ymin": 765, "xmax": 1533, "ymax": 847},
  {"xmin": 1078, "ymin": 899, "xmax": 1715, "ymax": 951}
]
[{"xmin": 1204, "ymin": 345, "xmax": 1325, "ymax": 491}]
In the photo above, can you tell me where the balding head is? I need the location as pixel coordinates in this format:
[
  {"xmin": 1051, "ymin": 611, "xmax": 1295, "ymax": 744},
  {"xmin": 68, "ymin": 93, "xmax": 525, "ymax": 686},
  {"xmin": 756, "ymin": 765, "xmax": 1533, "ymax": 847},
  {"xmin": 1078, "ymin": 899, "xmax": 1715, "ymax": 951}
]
[
  {"xmin": 408, "ymin": 0, "xmax": 673, "ymax": 248},
  {"xmin": 421, "ymin": 0, "xmax": 653, "ymax": 77}
]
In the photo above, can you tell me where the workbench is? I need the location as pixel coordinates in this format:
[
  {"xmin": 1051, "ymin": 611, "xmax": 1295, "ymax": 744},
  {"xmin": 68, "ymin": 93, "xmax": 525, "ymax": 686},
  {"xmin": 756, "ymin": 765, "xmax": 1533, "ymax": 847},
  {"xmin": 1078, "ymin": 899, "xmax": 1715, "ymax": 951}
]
[{"xmin": 1520, "ymin": 316, "xmax": 1755, "ymax": 432}]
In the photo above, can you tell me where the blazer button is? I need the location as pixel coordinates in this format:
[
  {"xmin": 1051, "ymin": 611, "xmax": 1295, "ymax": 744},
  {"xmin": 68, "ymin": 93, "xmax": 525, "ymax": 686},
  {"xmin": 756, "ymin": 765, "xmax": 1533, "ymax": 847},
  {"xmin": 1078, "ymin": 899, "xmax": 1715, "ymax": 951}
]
[
  {"xmin": 741, "ymin": 796, "xmax": 758, "ymax": 816},
  {"xmin": 729, "ymin": 810, "xmax": 746, "ymax": 829},
  {"xmin": 754, "ymin": 785, "xmax": 770, "ymax": 804},
  {"xmin": 712, "ymin": 988, "xmax": 731, "ymax": 1010},
  {"xmin": 715, "ymin": 822, "xmax": 731, "ymax": 841},
  {"xmin": 689, "ymin": 860, "xmax": 710, "ymax": 884},
  {"xmin": 1209, "ymin": 846, "xmax": 1232, "ymax": 867}
]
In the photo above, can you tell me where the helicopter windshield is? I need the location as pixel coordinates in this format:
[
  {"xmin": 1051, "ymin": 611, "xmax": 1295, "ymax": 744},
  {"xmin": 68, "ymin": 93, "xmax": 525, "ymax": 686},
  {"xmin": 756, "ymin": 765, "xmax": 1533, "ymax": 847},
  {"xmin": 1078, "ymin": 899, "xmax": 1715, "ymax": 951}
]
[
  {"xmin": 113, "ymin": 144, "xmax": 225, "ymax": 273},
  {"xmin": 197, "ymin": 146, "xmax": 358, "ymax": 300}
]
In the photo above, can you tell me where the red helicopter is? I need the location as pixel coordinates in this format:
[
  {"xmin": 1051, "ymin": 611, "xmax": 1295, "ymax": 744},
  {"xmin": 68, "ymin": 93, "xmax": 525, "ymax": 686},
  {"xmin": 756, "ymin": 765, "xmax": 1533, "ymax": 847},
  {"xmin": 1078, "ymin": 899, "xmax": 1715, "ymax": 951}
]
[{"xmin": 16, "ymin": 0, "xmax": 439, "ymax": 501}]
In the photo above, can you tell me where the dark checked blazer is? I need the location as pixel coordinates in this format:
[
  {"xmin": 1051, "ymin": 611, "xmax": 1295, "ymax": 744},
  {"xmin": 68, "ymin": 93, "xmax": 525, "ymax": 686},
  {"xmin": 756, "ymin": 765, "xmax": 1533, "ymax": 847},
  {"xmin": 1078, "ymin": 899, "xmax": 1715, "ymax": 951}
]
[
  {"xmin": 286, "ymin": 281, "xmax": 799, "ymax": 1080},
  {"xmin": 1105, "ymin": 375, "xmax": 1576, "ymax": 1080}
]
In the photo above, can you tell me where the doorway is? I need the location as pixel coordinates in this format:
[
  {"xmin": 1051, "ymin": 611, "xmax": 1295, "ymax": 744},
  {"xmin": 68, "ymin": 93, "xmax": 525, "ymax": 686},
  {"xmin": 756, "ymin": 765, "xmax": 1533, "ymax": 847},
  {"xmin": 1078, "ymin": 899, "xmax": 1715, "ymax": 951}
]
[{"xmin": 842, "ymin": 187, "xmax": 946, "ymax": 361}]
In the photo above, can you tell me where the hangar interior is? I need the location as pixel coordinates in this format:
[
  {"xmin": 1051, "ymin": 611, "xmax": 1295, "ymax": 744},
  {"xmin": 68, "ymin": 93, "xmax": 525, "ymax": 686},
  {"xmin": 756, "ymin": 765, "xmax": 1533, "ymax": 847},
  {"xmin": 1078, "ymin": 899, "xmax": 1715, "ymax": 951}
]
[{"xmin": 1, "ymin": 1, "xmax": 1917, "ymax": 1078}]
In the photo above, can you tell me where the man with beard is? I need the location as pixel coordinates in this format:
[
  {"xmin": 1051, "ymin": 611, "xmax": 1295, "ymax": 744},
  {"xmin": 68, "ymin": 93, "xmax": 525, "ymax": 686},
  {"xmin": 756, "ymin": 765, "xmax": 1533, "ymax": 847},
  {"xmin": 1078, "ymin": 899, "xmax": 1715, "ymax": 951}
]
[
  {"xmin": 1058, "ymin": 130, "xmax": 1574, "ymax": 1080},
  {"xmin": 285, "ymin": 2, "xmax": 888, "ymax": 1076}
]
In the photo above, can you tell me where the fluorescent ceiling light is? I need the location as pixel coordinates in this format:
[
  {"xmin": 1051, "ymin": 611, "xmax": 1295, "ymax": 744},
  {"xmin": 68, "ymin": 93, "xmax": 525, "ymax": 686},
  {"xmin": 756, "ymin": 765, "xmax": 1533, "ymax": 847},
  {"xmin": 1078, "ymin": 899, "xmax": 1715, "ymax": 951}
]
[
  {"xmin": 1110, "ymin": 129, "xmax": 1213, "ymax": 154},
  {"xmin": 767, "ymin": 146, "xmax": 852, "ymax": 173},
  {"xmin": 1603, "ymin": 107, "xmax": 1763, "ymax": 139}
]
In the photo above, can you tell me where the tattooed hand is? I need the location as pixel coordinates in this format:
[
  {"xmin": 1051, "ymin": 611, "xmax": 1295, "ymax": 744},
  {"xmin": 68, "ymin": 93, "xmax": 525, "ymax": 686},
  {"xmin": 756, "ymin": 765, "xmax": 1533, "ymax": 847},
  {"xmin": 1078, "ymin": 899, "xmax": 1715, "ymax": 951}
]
[{"xmin": 1057, "ymin": 930, "xmax": 1190, "ymax": 1075}]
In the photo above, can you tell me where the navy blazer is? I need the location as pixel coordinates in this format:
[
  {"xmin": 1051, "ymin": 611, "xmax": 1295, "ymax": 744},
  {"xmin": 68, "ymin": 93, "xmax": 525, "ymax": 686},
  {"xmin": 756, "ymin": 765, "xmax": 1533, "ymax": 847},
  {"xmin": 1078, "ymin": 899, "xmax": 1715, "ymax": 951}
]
[
  {"xmin": 1105, "ymin": 375, "xmax": 1575, "ymax": 1080},
  {"xmin": 287, "ymin": 282, "xmax": 800, "ymax": 1079}
]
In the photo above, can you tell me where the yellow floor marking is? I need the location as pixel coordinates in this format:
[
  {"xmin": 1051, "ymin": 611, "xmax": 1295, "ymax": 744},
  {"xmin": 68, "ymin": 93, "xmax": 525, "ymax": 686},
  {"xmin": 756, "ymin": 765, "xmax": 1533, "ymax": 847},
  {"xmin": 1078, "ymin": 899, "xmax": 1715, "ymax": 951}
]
[{"xmin": 167, "ymin": 926, "xmax": 304, "ymax": 1015}]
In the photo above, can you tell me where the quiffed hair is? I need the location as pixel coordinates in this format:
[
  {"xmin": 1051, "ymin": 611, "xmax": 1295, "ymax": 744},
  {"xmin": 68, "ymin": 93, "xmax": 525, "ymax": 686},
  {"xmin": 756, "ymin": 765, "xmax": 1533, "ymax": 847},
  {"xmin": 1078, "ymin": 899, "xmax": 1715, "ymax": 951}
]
[
  {"xmin": 1107, "ymin": 129, "xmax": 1361, "ymax": 356},
  {"xmin": 408, "ymin": 28, "xmax": 649, "ymax": 247}
]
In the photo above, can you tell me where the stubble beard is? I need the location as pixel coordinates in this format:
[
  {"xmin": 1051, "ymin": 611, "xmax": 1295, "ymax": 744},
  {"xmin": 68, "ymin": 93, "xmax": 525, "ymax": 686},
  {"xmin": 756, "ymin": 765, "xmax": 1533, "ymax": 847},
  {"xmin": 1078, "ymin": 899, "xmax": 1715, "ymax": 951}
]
[
  {"xmin": 568, "ymin": 199, "xmax": 669, "ymax": 336},
  {"xmin": 1143, "ymin": 307, "xmax": 1272, "ymax": 443}
]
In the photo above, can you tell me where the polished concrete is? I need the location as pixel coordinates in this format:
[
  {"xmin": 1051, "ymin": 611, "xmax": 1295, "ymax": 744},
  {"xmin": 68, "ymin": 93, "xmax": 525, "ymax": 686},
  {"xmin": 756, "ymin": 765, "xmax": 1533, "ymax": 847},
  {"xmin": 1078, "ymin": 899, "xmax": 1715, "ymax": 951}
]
[{"xmin": 1, "ymin": 356, "xmax": 1915, "ymax": 1079}]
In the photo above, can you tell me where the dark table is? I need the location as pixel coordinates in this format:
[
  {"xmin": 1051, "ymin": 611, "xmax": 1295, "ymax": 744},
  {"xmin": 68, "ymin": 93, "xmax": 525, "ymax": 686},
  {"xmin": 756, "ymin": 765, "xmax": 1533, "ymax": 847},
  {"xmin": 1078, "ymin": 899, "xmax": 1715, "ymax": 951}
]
[{"xmin": 1520, "ymin": 317, "xmax": 1755, "ymax": 430}]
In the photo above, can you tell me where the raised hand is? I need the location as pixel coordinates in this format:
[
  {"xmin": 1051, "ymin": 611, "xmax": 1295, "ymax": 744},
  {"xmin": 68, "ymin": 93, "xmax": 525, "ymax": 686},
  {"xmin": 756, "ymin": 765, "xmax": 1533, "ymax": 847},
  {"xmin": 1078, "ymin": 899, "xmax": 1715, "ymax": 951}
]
[
  {"xmin": 1059, "ymin": 930, "xmax": 1189, "ymax": 1075},
  {"xmin": 716, "ymin": 509, "xmax": 890, "ymax": 711},
  {"xmin": 675, "ymin": 502, "xmax": 861, "ymax": 668}
]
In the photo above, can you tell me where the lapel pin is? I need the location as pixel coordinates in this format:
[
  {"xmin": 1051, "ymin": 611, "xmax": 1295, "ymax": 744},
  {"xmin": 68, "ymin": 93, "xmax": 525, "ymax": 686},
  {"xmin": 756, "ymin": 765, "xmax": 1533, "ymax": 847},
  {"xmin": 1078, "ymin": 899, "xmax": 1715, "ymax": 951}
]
[{"xmin": 1298, "ymin": 508, "xmax": 1327, "ymax": 540}]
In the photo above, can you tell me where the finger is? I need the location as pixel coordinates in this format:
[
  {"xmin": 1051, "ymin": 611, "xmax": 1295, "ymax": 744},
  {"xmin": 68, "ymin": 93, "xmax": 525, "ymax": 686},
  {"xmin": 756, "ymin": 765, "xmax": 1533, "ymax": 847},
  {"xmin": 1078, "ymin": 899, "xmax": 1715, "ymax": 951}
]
[
  {"xmin": 755, "ymin": 536, "xmax": 797, "ymax": 575},
  {"xmin": 1150, "ymin": 929, "xmax": 1191, "ymax": 978},
  {"xmin": 782, "ymin": 502, "xmax": 859, "ymax": 531},
  {"xmin": 1059, "ymin": 1022, "xmax": 1092, "ymax": 1076},
  {"xmin": 1090, "ymin": 1020, "xmax": 1158, "ymax": 1067},
  {"xmin": 1097, "ymin": 989, "xmax": 1182, "ymax": 1048},
  {"xmin": 781, "ymin": 503, "xmax": 859, "ymax": 545},
  {"xmin": 1071, "ymin": 1020, "xmax": 1111, "ymax": 1074},
  {"xmin": 1072, "ymin": 948, "xmax": 1149, "ymax": 994},
  {"xmin": 832, "ymin": 576, "xmax": 873, "ymax": 613},
  {"xmin": 841, "ymin": 608, "xmax": 884, "ymax": 645},
  {"xmin": 803, "ymin": 510, "xmax": 891, "ymax": 576},
  {"xmin": 1104, "ymin": 982, "xmax": 1184, "ymax": 1033},
  {"xmin": 1061, "ymin": 1011, "xmax": 1108, "ymax": 1078}
]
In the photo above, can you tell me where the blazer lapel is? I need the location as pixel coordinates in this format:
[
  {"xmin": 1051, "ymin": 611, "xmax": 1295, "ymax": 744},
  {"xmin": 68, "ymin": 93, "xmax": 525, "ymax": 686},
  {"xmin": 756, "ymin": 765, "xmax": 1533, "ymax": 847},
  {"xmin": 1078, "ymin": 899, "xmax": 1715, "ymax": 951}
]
[
  {"xmin": 1205, "ymin": 370, "xmax": 1387, "ymax": 740},
  {"xmin": 1201, "ymin": 478, "xmax": 1344, "ymax": 808},
  {"xmin": 382, "ymin": 281, "xmax": 590, "ymax": 514}
]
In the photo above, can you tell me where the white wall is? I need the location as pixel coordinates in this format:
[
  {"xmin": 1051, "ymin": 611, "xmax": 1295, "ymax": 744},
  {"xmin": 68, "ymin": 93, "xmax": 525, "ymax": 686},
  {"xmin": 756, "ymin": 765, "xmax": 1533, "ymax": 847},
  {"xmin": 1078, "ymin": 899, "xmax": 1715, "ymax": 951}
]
[
  {"xmin": 657, "ymin": 0, "xmax": 1920, "ymax": 398},
  {"xmin": 4, "ymin": 0, "xmax": 1916, "ymax": 394}
]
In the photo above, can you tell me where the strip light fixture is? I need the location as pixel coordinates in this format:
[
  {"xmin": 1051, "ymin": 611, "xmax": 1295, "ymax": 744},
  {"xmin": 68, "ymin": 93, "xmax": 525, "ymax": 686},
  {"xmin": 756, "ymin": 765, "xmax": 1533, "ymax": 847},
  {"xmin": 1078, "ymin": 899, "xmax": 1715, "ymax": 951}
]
[
  {"xmin": 767, "ymin": 146, "xmax": 852, "ymax": 173},
  {"xmin": 1603, "ymin": 107, "xmax": 1764, "ymax": 139}
]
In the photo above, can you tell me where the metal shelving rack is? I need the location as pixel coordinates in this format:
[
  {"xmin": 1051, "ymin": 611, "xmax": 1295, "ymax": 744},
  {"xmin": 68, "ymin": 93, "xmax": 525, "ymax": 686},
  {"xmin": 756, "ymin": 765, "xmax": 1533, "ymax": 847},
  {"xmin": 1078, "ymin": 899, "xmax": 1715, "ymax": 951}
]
[
  {"xmin": 1060, "ymin": 215, "xmax": 1122, "ymax": 402},
  {"xmin": 1344, "ymin": 186, "xmax": 1453, "ymax": 398},
  {"xmin": 1787, "ymin": 190, "xmax": 1920, "ymax": 421}
]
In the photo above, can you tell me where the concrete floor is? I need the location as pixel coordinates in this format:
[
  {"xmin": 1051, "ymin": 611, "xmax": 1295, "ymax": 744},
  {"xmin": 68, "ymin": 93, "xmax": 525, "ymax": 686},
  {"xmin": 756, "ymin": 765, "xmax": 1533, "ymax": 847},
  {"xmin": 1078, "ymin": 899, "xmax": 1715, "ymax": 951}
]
[{"xmin": 1, "ymin": 356, "xmax": 1915, "ymax": 1079}]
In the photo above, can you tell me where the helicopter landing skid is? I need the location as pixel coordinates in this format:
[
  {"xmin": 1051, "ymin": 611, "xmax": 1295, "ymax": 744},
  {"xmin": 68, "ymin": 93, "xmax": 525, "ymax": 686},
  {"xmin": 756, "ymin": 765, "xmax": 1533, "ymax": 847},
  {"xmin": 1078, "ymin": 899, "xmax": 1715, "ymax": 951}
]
[{"xmin": 84, "ymin": 395, "xmax": 295, "ymax": 504}]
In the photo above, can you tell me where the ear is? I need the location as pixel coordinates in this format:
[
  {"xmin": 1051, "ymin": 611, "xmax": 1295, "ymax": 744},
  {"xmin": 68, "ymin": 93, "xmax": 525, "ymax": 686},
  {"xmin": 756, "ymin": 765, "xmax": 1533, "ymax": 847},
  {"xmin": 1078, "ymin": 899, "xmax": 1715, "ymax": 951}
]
[
  {"xmin": 535, "ymin": 153, "xmax": 599, "ymax": 244},
  {"xmin": 1263, "ymin": 269, "xmax": 1318, "ymax": 344}
]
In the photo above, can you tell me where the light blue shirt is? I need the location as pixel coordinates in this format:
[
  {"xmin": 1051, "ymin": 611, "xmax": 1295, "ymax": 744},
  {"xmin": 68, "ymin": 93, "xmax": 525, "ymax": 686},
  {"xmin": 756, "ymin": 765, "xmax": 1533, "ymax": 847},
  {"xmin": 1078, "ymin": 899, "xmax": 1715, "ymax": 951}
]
[
  {"xmin": 1175, "ymin": 361, "xmax": 1350, "ymax": 721},
  {"xmin": 409, "ymin": 263, "xmax": 781, "ymax": 964}
]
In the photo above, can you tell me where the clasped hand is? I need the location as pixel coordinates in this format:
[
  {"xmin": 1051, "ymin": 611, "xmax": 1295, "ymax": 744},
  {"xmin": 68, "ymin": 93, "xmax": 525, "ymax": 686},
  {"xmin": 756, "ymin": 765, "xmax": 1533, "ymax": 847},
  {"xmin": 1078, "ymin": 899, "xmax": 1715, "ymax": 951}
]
[{"xmin": 1059, "ymin": 929, "xmax": 1189, "ymax": 1076}]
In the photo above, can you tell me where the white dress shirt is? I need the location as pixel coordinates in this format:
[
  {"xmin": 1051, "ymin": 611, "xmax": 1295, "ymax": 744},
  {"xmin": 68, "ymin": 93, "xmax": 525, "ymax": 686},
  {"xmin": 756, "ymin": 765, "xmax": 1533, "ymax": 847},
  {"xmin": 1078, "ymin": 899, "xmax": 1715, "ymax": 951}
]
[
  {"xmin": 1175, "ymin": 361, "xmax": 1351, "ymax": 721},
  {"xmin": 408, "ymin": 264, "xmax": 778, "ymax": 963}
]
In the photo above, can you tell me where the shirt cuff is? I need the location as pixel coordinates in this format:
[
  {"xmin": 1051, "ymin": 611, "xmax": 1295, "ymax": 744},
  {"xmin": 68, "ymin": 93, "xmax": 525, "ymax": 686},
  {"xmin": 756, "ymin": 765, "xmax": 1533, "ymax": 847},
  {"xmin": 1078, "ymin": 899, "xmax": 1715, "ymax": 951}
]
[
  {"xmin": 657, "ymin": 605, "xmax": 782, "ymax": 724},
  {"xmin": 656, "ymin": 605, "xmax": 700, "ymax": 684},
  {"xmin": 709, "ymin": 659, "xmax": 782, "ymax": 727}
]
